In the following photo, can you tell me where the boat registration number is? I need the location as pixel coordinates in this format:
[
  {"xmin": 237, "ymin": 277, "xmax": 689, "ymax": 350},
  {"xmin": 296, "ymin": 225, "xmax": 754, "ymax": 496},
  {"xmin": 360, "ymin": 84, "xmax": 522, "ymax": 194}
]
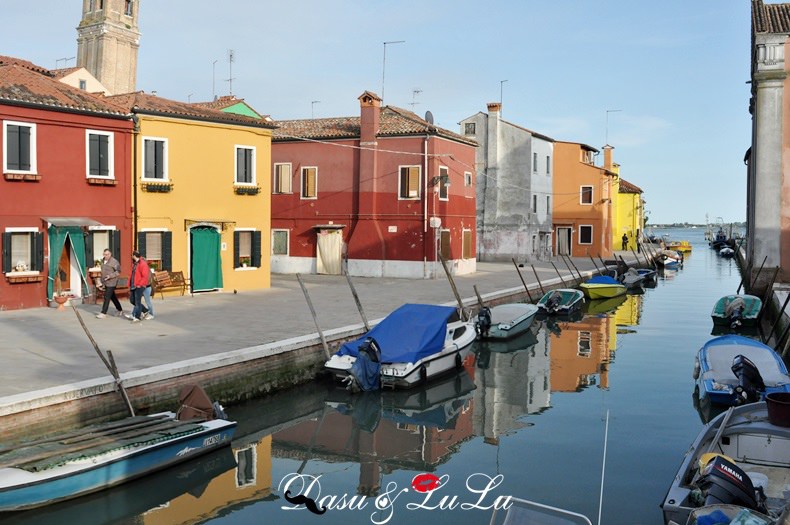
[{"xmin": 203, "ymin": 434, "xmax": 222, "ymax": 446}]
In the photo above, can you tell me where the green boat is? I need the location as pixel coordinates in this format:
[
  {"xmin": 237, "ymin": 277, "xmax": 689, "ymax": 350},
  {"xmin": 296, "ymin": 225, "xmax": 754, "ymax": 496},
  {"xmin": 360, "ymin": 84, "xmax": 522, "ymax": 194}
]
[
  {"xmin": 536, "ymin": 288, "xmax": 585, "ymax": 316},
  {"xmin": 710, "ymin": 294, "xmax": 762, "ymax": 329}
]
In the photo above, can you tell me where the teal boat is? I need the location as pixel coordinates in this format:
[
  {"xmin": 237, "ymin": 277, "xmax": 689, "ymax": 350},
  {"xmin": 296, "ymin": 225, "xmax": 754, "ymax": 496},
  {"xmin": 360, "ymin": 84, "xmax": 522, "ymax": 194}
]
[
  {"xmin": 476, "ymin": 303, "xmax": 539, "ymax": 340},
  {"xmin": 536, "ymin": 288, "xmax": 584, "ymax": 316},
  {"xmin": 711, "ymin": 294, "xmax": 762, "ymax": 329}
]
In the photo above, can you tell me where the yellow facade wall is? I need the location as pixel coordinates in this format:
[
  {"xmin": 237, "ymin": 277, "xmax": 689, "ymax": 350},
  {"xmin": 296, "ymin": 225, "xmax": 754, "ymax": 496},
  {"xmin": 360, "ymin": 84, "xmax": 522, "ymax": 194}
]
[
  {"xmin": 135, "ymin": 115, "xmax": 271, "ymax": 292},
  {"xmin": 614, "ymin": 189, "xmax": 643, "ymax": 251}
]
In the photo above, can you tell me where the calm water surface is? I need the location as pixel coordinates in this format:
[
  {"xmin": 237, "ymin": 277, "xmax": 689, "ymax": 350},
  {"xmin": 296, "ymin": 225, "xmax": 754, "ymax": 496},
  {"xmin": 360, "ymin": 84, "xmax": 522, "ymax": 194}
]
[{"xmin": 9, "ymin": 228, "xmax": 751, "ymax": 525}]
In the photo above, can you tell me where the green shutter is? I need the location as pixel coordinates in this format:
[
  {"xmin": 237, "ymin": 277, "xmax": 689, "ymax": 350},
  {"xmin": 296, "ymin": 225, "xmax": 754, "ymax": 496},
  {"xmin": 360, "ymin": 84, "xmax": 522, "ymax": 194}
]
[
  {"xmin": 1, "ymin": 232, "xmax": 11, "ymax": 273},
  {"xmin": 111, "ymin": 230, "xmax": 121, "ymax": 261},
  {"xmin": 33, "ymin": 232, "xmax": 44, "ymax": 271},
  {"xmin": 84, "ymin": 232, "xmax": 94, "ymax": 269},
  {"xmin": 233, "ymin": 231, "xmax": 240, "ymax": 268},
  {"xmin": 137, "ymin": 232, "xmax": 146, "ymax": 254},
  {"xmin": 251, "ymin": 231, "xmax": 262, "ymax": 268},
  {"xmin": 162, "ymin": 231, "xmax": 172, "ymax": 271}
]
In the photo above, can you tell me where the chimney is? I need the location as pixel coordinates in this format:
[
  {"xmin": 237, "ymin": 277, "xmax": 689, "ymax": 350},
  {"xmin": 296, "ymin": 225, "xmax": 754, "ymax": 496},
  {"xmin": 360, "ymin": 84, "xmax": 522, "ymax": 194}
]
[
  {"xmin": 603, "ymin": 145, "xmax": 614, "ymax": 171},
  {"xmin": 359, "ymin": 90, "xmax": 382, "ymax": 144},
  {"xmin": 487, "ymin": 102, "xmax": 501, "ymax": 117}
]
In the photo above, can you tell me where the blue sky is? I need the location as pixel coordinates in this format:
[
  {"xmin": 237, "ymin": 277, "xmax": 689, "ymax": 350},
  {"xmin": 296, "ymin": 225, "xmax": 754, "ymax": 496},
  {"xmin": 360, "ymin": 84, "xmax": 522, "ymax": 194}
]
[{"xmin": 2, "ymin": 1, "xmax": 750, "ymax": 224}]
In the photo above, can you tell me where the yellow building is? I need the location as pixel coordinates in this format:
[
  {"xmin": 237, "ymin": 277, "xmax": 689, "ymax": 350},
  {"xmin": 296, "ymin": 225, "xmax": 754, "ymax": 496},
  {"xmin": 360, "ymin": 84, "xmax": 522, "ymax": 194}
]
[
  {"xmin": 614, "ymin": 176, "xmax": 644, "ymax": 252},
  {"xmin": 108, "ymin": 92, "xmax": 274, "ymax": 293}
]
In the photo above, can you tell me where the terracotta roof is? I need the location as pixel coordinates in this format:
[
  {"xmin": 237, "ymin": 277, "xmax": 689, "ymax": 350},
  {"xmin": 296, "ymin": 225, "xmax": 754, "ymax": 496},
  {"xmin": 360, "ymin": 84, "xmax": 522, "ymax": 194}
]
[
  {"xmin": 273, "ymin": 105, "xmax": 477, "ymax": 145},
  {"xmin": 0, "ymin": 62, "xmax": 129, "ymax": 116},
  {"xmin": 50, "ymin": 67, "xmax": 82, "ymax": 79},
  {"xmin": 753, "ymin": 0, "xmax": 790, "ymax": 33},
  {"xmin": 0, "ymin": 55, "xmax": 51, "ymax": 76},
  {"xmin": 619, "ymin": 178, "xmax": 643, "ymax": 194},
  {"xmin": 107, "ymin": 91, "xmax": 277, "ymax": 129}
]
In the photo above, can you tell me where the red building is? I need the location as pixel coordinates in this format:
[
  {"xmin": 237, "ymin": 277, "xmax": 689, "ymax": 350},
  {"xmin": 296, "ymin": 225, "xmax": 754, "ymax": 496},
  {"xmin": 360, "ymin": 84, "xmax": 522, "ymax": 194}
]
[
  {"xmin": 271, "ymin": 91, "xmax": 477, "ymax": 278},
  {"xmin": 0, "ymin": 57, "xmax": 133, "ymax": 310}
]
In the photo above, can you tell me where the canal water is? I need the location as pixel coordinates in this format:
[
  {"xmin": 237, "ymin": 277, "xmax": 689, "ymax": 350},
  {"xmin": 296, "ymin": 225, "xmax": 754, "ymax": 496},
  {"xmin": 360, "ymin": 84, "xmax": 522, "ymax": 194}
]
[{"xmin": 7, "ymin": 227, "xmax": 753, "ymax": 525}]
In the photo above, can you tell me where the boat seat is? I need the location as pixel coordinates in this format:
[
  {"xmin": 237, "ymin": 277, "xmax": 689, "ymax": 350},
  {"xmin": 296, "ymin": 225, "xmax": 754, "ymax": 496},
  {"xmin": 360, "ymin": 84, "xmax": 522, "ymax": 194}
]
[{"xmin": 702, "ymin": 347, "xmax": 789, "ymax": 386}]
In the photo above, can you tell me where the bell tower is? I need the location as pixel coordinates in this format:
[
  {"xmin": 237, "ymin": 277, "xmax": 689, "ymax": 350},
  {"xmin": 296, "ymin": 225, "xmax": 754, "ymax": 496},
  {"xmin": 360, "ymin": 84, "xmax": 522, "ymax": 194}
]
[{"xmin": 76, "ymin": 0, "xmax": 141, "ymax": 95}]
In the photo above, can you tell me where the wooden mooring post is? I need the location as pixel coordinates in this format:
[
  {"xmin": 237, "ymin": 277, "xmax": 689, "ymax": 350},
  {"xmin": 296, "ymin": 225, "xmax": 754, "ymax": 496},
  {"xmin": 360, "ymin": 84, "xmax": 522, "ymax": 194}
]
[
  {"xmin": 563, "ymin": 254, "xmax": 584, "ymax": 282},
  {"xmin": 345, "ymin": 272, "xmax": 370, "ymax": 331},
  {"xmin": 589, "ymin": 255, "xmax": 604, "ymax": 276},
  {"xmin": 550, "ymin": 261, "xmax": 567, "ymax": 287},
  {"xmin": 473, "ymin": 285, "xmax": 485, "ymax": 309},
  {"xmin": 296, "ymin": 274, "xmax": 331, "ymax": 360},
  {"xmin": 511, "ymin": 258, "xmax": 534, "ymax": 302},
  {"xmin": 764, "ymin": 292, "xmax": 790, "ymax": 345},
  {"xmin": 439, "ymin": 255, "xmax": 468, "ymax": 319},
  {"xmin": 531, "ymin": 264, "xmax": 546, "ymax": 295},
  {"xmin": 741, "ymin": 255, "xmax": 767, "ymax": 295},
  {"xmin": 758, "ymin": 267, "xmax": 780, "ymax": 322},
  {"xmin": 631, "ymin": 248, "xmax": 643, "ymax": 268}
]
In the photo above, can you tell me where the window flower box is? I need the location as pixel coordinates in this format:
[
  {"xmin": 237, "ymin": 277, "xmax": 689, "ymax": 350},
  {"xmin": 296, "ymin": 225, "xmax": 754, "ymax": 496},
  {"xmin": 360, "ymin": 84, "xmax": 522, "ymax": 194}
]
[
  {"xmin": 234, "ymin": 185, "xmax": 260, "ymax": 196},
  {"xmin": 6, "ymin": 271, "xmax": 43, "ymax": 284},
  {"xmin": 142, "ymin": 181, "xmax": 173, "ymax": 193},
  {"xmin": 87, "ymin": 177, "xmax": 118, "ymax": 186}
]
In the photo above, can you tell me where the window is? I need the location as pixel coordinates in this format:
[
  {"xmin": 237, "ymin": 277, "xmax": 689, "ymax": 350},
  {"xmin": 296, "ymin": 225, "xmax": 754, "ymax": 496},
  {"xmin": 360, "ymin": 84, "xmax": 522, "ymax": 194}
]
[
  {"xmin": 532, "ymin": 152, "xmax": 537, "ymax": 173},
  {"xmin": 143, "ymin": 138, "xmax": 167, "ymax": 180},
  {"xmin": 546, "ymin": 155, "xmax": 550, "ymax": 174},
  {"xmin": 273, "ymin": 163, "xmax": 292, "ymax": 193},
  {"xmin": 272, "ymin": 230, "xmax": 289, "ymax": 255},
  {"xmin": 399, "ymin": 166, "xmax": 421, "ymax": 199},
  {"xmin": 438, "ymin": 166, "xmax": 449, "ymax": 200},
  {"xmin": 137, "ymin": 231, "xmax": 172, "ymax": 271},
  {"xmin": 85, "ymin": 228, "xmax": 120, "ymax": 267},
  {"xmin": 579, "ymin": 225, "xmax": 593, "ymax": 245},
  {"xmin": 532, "ymin": 195, "xmax": 537, "ymax": 213},
  {"xmin": 235, "ymin": 446, "xmax": 256, "ymax": 488},
  {"xmin": 301, "ymin": 167, "xmax": 317, "ymax": 199},
  {"xmin": 235, "ymin": 146, "xmax": 255, "ymax": 185},
  {"xmin": 79, "ymin": 79, "xmax": 87, "ymax": 90},
  {"xmin": 234, "ymin": 230, "xmax": 261, "ymax": 268},
  {"xmin": 87, "ymin": 130, "xmax": 113, "ymax": 178},
  {"xmin": 3, "ymin": 121, "xmax": 36, "ymax": 173},
  {"xmin": 547, "ymin": 196, "xmax": 551, "ymax": 213},
  {"xmin": 2, "ymin": 229, "xmax": 43, "ymax": 273},
  {"xmin": 580, "ymin": 185, "xmax": 593, "ymax": 205},
  {"xmin": 464, "ymin": 171, "xmax": 472, "ymax": 187},
  {"xmin": 124, "ymin": 0, "xmax": 133, "ymax": 16},
  {"xmin": 462, "ymin": 229, "xmax": 473, "ymax": 259},
  {"xmin": 464, "ymin": 122, "xmax": 476, "ymax": 135},
  {"xmin": 578, "ymin": 331, "xmax": 592, "ymax": 357}
]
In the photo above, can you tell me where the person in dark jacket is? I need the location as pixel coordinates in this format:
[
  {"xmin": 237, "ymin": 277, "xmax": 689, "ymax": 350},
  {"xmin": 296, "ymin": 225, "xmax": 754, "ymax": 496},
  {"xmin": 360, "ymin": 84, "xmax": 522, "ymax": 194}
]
[
  {"xmin": 126, "ymin": 250, "xmax": 150, "ymax": 323},
  {"xmin": 96, "ymin": 249, "xmax": 124, "ymax": 319}
]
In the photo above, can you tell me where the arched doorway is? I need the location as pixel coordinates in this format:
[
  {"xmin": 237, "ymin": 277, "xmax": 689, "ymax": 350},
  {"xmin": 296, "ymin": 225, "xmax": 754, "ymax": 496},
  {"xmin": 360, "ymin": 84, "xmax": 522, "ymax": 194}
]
[{"xmin": 190, "ymin": 226, "xmax": 223, "ymax": 292}]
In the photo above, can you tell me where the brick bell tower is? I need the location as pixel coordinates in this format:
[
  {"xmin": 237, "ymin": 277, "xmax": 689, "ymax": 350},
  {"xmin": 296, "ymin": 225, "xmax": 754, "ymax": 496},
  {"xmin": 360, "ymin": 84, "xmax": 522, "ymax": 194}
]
[{"xmin": 76, "ymin": 0, "xmax": 141, "ymax": 95}]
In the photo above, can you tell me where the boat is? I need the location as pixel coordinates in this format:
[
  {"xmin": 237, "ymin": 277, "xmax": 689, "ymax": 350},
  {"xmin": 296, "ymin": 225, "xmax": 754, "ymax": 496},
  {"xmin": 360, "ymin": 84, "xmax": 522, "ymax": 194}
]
[
  {"xmin": 619, "ymin": 267, "xmax": 656, "ymax": 288},
  {"xmin": 475, "ymin": 303, "xmax": 539, "ymax": 340},
  {"xmin": 657, "ymin": 250, "xmax": 683, "ymax": 269},
  {"xmin": 661, "ymin": 401, "xmax": 790, "ymax": 525},
  {"xmin": 578, "ymin": 275, "xmax": 626, "ymax": 300},
  {"xmin": 719, "ymin": 246, "xmax": 735, "ymax": 258},
  {"xmin": 489, "ymin": 496, "xmax": 593, "ymax": 525},
  {"xmin": 475, "ymin": 323, "xmax": 539, "ymax": 356},
  {"xmin": 710, "ymin": 228, "xmax": 729, "ymax": 250},
  {"xmin": 536, "ymin": 288, "xmax": 585, "ymax": 316},
  {"xmin": 711, "ymin": 294, "xmax": 762, "ymax": 329},
  {"xmin": 324, "ymin": 303, "xmax": 477, "ymax": 390},
  {"xmin": 584, "ymin": 294, "xmax": 627, "ymax": 315},
  {"xmin": 0, "ymin": 387, "xmax": 236, "ymax": 512},
  {"xmin": 693, "ymin": 335, "xmax": 790, "ymax": 407},
  {"xmin": 666, "ymin": 240, "xmax": 693, "ymax": 253}
]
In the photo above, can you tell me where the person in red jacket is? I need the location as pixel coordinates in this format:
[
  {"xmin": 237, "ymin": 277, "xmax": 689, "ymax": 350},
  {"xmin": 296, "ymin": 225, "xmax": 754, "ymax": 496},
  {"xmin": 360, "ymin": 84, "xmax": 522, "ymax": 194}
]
[{"xmin": 126, "ymin": 250, "xmax": 150, "ymax": 323}]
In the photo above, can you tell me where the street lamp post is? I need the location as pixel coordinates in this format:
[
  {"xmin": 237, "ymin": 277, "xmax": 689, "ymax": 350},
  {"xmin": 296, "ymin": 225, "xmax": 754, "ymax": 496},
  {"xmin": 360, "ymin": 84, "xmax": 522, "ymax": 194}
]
[
  {"xmin": 311, "ymin": 100, "xmax": 321, "ymax": 119},
  {"xmin": 605, "ymin": 109, "xmax": 622, "ymax": 145},
  {"xmin": 500, "ymin": 79, "xmax": 508, "ymax": 107},
  {"xmin": 381, "ymin": 40, "xmax": 405, "ymax": 101}
]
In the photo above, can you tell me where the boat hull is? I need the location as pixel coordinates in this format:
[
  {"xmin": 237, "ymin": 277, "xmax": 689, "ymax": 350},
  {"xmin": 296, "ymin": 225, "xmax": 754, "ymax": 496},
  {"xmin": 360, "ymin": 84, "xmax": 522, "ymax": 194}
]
[
  {"xmin": 536, "ymin": 289, "xmax": 584, "ymax": 316},
  {"xmin": 578, "ymin": 283, "xmax": 626, "ymax": 300},
  {"xmin": 480, "ymin": 304, "xmax": 539, "ymax": 340},
  {"xmin": 710, "ymin": 295, "xmax": 762, "ymax": 329},
  {"xmin": 0, "ymin": 415, "xmax": 236, "ymax": 512}
]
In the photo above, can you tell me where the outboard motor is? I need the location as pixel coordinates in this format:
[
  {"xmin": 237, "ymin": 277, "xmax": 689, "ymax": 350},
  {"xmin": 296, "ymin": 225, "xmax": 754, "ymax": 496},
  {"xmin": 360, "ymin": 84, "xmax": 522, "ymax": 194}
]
[
  {"xmin": 545, "ymin": 292, "xmax": 562, "ymax": 313},
  {"xmin": 697, "ymin": 455, "xmax": 767, "ymax": 513},
  {"xmin": 476, "ymin": 307, "xmax": 492, "ymax": 338},
  {"xmin": 731, "ymin": 354, "xmax": 765, "ymax": 405},
  {"xmin": 345, "ymin": 337, "xmax": 382, "ymax": 393},
  {"xmin": 725, "ymin": 297, "xmax": 747, "ymax": 329}
]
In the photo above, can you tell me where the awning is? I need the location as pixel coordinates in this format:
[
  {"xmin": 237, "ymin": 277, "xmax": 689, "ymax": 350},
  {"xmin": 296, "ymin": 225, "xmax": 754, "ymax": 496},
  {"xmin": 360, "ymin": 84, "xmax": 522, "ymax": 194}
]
[
  {"xmin": 184, "ymin": 219, "xmax": 236, "ymax": 231},
  {"xmin": 42, "ymin": 217, "xmax": 103, "ymax": 227},
  {"xmin": 312, "ymin": 224, "xmax": 346, "ymax": 230}
]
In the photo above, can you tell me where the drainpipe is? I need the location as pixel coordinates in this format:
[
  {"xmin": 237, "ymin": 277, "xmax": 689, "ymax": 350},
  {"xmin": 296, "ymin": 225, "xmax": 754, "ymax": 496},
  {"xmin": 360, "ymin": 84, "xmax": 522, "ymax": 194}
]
[
  {"xmin": 132, "ymin": 114, "xmax": 139, "ymax": 250},
  {"xmin": 423, "ymin": 135, "xmax": 428, "ymax": 278}
]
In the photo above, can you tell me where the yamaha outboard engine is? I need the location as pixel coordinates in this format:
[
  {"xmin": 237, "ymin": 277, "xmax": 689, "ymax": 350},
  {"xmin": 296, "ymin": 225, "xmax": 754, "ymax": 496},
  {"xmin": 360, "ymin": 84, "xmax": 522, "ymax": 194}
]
[
  {"xmin": 346, "ymin": 337, "xmax": 382, "ymax": 393},
  {"xmin": 545, "ymin": 292, "xmax": 562, "ymax": 313},
  {"xmin": 697, "ymin": 455, "xmax": 767, "ymax": 513},
  {"xmin": 731, "ymin": 354, "xmax": 765, "ymax": 405},
  {"xmin": 477, "ymin": 307, "xmax": 492, "ymax": 338}
]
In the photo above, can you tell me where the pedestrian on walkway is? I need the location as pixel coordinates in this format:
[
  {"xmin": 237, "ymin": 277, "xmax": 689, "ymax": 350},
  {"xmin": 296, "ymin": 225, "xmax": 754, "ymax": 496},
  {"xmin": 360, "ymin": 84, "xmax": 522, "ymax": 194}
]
[
  {"xmin": 96, "ymin": 249, "xmax": 123, "ymax": 319},
  {"xmin": 126, "ymin": 251, "xmax": 150, "ymax": 323},
  {"xmin": 142, "ymin": 272, "xmax": 155, "ymax": 320},
  {"xmin": 621, "ymin": 233, "xmax": 628, "ymax": 251}
]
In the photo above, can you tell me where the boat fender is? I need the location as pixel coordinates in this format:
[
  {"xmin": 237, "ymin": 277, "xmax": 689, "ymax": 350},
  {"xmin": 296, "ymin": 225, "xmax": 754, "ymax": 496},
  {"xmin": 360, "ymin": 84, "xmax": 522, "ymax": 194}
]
[
  {"xmin": 693, "ymin": 359, "xmax": 700, "ymax": 380},
  {"xmin": 455, "ymin": 352, "xmax": 463, "ymax": 370},
  {"xmin": 419, "ymin": 365, "xmax": 428, "ymax": 384}
]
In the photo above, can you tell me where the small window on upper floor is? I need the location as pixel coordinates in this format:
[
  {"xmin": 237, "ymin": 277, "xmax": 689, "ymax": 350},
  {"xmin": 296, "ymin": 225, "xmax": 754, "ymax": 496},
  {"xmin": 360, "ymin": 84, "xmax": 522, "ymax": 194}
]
[
  {"xmin": 438, "ymin": 166, "xmax": 449, "ymax": 201},
  {"xmin": 301, "ymin": 167, "xmax": 317, "ymax": 199},
  {"xmin": 464, "ymin": 122, "xmax": 476, "ymax": 136},
  {"xmin": 580, "ymin": 185, "xmax": 593, "ymax": 205},
  {"xmin": 235, "ymin": 146, "xmax": 255, "ymax": 185},
  {"xmin": 87, "ymin": 130, "xmax": 113, "ymax": 179},
  {"xmin": 3, "ymin": 121, "xmax": 37, "ymax": 174},
  {"xmin": 464, "ymin": 171, "xmax": 472, "ymax": 187},
  {"xmin": 546, "ymin": 155, "xmax": 551, "ymax": 175},
  {"xmin": 533, "ymin": 152, "xmax": 537, "ymax": 173},
  {"xmin": 532, "ymin": 195, "xmax": 537, "ymax": 213},
  {"xmin": 399, "ymin": 166, "xmax": 421, "ymax": 199},
  {"xmin": 79, "ymin": 79, "xmax": 87, "ymax": 90},
  {"xmin": 143, "ymin": 138, "xmax": 167, "ymax": 181},
  {"xmin": 124, "ymin": 0, "xmax": 133, "ymax": 16},
  {"xmin": 273, "ymin": 163, "xmax": 292, "ymax": 194}
]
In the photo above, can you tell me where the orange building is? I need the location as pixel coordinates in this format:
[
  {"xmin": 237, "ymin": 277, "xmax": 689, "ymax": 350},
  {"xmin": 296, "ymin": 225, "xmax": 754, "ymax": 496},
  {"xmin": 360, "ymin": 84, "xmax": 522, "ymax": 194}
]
[
  {"xmin": 549, "ymin": 315, "xmax": 613, "ymax": 392},
  {"xmin": 552, "ymin": 142, "xmax": 617, "ymax": 258}
]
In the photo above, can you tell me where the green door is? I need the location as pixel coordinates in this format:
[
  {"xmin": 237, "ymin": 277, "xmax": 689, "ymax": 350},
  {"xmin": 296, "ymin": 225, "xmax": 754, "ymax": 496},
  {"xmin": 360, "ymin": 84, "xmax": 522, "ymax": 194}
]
[{"xmin": 191, "ymin": 227, "xmax": 223, "ymax": 291}]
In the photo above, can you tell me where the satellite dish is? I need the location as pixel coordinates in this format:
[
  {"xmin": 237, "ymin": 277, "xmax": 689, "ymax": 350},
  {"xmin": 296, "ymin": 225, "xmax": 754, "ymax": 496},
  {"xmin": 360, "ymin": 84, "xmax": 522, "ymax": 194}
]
[{"xmin": 424, "ymin": 110, "xmax": 434, "ymax": 124}]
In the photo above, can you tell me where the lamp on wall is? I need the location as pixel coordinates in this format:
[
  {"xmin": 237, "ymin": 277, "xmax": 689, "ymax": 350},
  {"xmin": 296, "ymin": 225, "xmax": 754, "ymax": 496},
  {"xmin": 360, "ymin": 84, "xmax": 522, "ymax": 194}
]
[{"xmin": 430, "ymin": 174, "xmax": 450, "ymax": 187}]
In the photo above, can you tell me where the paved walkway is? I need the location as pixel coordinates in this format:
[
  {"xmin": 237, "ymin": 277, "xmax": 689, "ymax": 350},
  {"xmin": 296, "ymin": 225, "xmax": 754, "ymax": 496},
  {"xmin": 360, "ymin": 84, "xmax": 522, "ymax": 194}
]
[{"xmin": 0, "ymin": 253, "xmax": 643, "ymax": 398}]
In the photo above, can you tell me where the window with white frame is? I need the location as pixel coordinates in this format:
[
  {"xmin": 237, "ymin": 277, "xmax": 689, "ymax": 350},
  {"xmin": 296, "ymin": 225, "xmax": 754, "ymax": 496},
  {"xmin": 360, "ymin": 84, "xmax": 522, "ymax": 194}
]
[
  {"xmin": 464, "ymin": 171, "xmax": 472, "ymax": 187},
  {"xmin": 399, "ymin": 166, "xmax": 421, "ymax": 199},
  {"xmin": 234, "ymin": 229, "xmax": 261, "ymax": 268},
  {"xmin": 3, "ymin": 121, "xmax": 36, "ymax": 173},
  {"xmin": 580, "ymin": 185, "xmax": 593, "ymax": 205},
  {"xmin": 138, "ymin": 230, "xmax": 171, "ymax": 271},
  {"xmin": 235, "ymin": 146, "xmax": 255, "ymax": 185},
  {"xmin": 87, "ymin": 130, "xmax": 113, "ymax": 178},
  {"xmin": 235, "ymin": 446, "xmax": 257, "ymax": 488},
  {"xmin": 86, "ymin": 227, "xmax": 120, "ymax": 267},
  {"xmin": 438, "ymin": 166, "xmax": 449, "ymax": 200},
  {"xmin": 532, "ymin": 152, "xmax": 537, "ymax": 173},
  {"xmin": 579, "ymin": 225, "xmax": 593, "ymax": 245},
  {"xmin": 301, "ymin": 167, "xmax": 317, "ymax": 199},
  {"xmin": 2, "ymin": 229, "xmax": 43, "ymax": 273},
  {"xmin": 464, "ymin": 122, "xmax": 476, "ymax": 135},
  {"xmin": 273, "ymin": 163, "xmax": 292, "ymax": 194},
  {"xmin": 143, "ymin": 137, "xmax": 167, "ymax": 180},
  {"xmin": 578, "ymin": 331, "xmax": 592, "ymax": 357},
  {"xmin": 272, "ymin": 230, "xmax": 289, "ymax": 255}
]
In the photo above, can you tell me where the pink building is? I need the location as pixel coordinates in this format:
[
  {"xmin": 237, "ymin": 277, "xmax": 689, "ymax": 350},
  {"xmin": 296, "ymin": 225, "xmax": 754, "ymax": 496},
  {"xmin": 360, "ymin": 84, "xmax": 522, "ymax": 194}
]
[{"xmin": 271, "ymin": 91, "xmax": 477, "ymax": 278}]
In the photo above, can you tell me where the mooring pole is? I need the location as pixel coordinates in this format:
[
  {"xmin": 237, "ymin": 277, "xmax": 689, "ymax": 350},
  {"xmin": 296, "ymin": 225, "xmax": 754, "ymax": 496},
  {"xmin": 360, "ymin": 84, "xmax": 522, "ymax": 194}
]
[
  {"xmin": 345, "ymin": 272, "xmax": 370, "ymax": 331},
  {"xmin": 512, "ymin": 258, "xmax": 534, "ymax": 302},
  {"xmin": 550, "ymin": 261, "xmax": 567, "ymax": 287},
  {"xmin": 618, "ymin": 255, "xmax": 631, "ymax": 272},
  {"xmin": 531, "ymin": 264, "xmax": 546, "ymax": 295},
  {"xmin": 439, "ymin": 255, "xmax": 467, "ymax": 319},
  {"xmin": 631, "ymin": 248, "xmax": 642, "ymax": 268},
  {"xmin": 776, "ymin": 319, "xmax": 790, "ymax": 358},
  {"xmin": 296, "ymin": 273, "xmax": 331, "ymax": 360},
  {"xmin": 758, "ymin": 267, "xmax": 780, "ymax": 322},
  {"xmin": 743, "ymin": 255, "xmax": 768, "ymax": 294},
  {"xmin": 564, "ymin": 254, "xmax": 584, "ymax": 282},
  {"xmin": 561, "ymin": 255, "xmax": 580, "ymax": 285},
  {"xmin": 598, "ymin": 255, "xmax": 610, "ymax": 276},
  {"xmin": 764, "ymin": 292, "xmax": 790, "ymax": 345},
  {"xmin": 589, "ymin": 255, "xmax": 603, "ymax": 276},
  {"xmin": 473, "ymin": 284, "xmax": 485, "ymax": 309}
]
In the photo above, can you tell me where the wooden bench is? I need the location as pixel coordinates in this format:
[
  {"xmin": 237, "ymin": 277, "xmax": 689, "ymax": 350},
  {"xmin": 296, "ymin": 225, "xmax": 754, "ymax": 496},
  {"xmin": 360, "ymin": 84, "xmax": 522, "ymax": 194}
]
[
  {"xmin": 153, "ymin": 270, "xmax": 190, "ymax": 299},
  {"xmin": 95, "ymin": 276, "xmax": 129, "ymax": 304}
]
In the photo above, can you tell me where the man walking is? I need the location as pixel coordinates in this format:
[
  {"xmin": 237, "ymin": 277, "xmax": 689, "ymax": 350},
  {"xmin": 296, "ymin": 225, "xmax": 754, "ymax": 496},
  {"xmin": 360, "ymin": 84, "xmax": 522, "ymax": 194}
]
[
  {"xmin": 126, "ymin": 250, "xmax": 150, "ymax": 323},
  {"xmin": 621, "ymin": 233, "xmax": 628, "ymax": 251},
  {"xmin": 96, "ymin": 249, "xmax": 123, "ymax": 319}
]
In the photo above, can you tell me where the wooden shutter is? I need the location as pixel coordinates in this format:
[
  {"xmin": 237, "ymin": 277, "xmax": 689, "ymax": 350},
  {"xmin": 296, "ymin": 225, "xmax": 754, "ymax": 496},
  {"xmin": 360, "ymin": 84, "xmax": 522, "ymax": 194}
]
[
  {"xmin": 440, "ymin": 230, "xmax": 451, "ymax": 261},
  {"xmin": 408, "ymin": 167, "xmax": 420, "ymax": 198},
  {"xmin": 282, "ymin": 165, "xmax": 292, "ymax": 193},
  {"xmin": 111, "ymin": 230, "xmax": 121, "ymax": 262},
  {"xmin": 251, "ymin": 231, "xmax": 262, "ymax": 268},
  {"xmin": 303, "ymin": 168, "xmax": 316, "ymax": 198},
  {"xmin": 162, "ymin": 231, "xmax": 172, "ymax": 271},
  {"xmin": 233, "ymin": 230, "xmax": 240, "ymax": 268},
  {"xmin": 84, "ymin": 232, "xmax": 94, "ymax": 269},
  {"xmin": 463, "ymin": 230, "xmax": 473, "ymax": 259},
  {"xmin": 1, "ymin": 232, "xmax": 11, "ymax": 273},
  {"xmin": 33, "ymin": 232, "xmax": 44, "ymax": 271}
]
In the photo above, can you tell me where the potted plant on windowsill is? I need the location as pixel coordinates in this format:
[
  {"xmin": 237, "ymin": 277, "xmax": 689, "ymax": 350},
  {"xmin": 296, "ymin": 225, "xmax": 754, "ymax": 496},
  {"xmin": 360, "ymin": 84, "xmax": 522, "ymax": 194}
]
[{"xmin": 239, "ymin": 256, "xmax": 251, "ymax": 268}]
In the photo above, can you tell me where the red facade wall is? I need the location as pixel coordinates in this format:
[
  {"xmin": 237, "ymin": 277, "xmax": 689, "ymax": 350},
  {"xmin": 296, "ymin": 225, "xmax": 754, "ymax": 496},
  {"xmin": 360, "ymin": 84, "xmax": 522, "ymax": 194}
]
[{"xmin": 0, "ymin": 104, "xmax": 133, "ymax": 310}]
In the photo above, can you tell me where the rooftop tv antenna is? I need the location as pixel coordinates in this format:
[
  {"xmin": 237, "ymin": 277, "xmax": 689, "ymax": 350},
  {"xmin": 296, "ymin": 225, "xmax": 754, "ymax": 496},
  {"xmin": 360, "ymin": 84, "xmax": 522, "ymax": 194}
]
[
  {"xmin": 409, "ymin": 88, "xmax": 422, "ymax": 110},
  {"xmin": 226, "ymin": 49, "xmax": 236, "ymax": 96}
]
